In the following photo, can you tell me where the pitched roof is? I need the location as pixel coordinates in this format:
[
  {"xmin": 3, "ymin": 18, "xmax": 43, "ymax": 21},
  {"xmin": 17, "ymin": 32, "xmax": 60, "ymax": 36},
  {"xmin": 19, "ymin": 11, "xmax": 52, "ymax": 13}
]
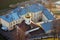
[
  {"xmin": 41, "ymin": 22, "xmax": 53, "ymax": 33},
  {"xmin": 1, "ymin": 8, "xmax": 20, "ymax": 22},
  {"xmin": 27, "ymin": 4, "xmax": 43, "ymax": 12},
  {"xmin": 43, "ymin": 8, "xmax": 55, "ymax": 20}
]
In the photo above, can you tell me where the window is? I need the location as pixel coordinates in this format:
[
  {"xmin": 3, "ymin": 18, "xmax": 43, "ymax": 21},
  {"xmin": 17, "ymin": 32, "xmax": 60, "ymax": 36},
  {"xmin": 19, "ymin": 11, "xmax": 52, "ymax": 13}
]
[
  {"xmin": 10, "ymin": 23, "xmax": 12, "ymax": 26},
  {"xmin": 10, "ymin": 22, "xmax": 13, "ymax": 27},
  {"xmin": 18, "ymin": 19, "xmax": 20, "ymax": 22},
  {"xmin": 13, "ymin": 21, "xmax": 15, "ymax": 24},
  {"xmin": 9, "ymin": 23, "xmax": 12, "ymax": 27},
  {"xmin": 16, "ymin": 20, "xmax": 18, "ymax": 24}
]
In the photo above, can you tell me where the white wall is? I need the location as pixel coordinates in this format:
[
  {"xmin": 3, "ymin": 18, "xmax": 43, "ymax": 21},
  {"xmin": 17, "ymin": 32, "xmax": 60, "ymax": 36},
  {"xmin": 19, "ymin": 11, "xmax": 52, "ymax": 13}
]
[
  {"xmin": 32, "ymin": 11, "xmax": 42, "ymax": 23},
  {"xmin": 9, "ymin": 17, "xmax": 24, "ymax": 27},
  {"xmin": 47, "ymin": 9, "xmax": 54, "ymax": 16},
  {"xmin": 1, "ymin": 19, "xmax": 9, "ymax": 27},
  {"xmin": 1, "ymin": 18, "xmax": 24, "ymax": 30},
  {"xmin": 42, "ymin": 14, "xmax": 48, "ymax": 22},
  {"xmin": 8, "ymin": 18, "xmax": 24, "ymax": 30}
]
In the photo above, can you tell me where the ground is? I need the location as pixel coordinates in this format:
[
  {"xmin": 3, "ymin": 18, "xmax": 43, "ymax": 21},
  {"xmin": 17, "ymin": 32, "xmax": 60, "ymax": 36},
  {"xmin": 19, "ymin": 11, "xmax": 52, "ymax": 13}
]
[
  {"xmin": 35, "ymin": 37, "xmax": 60, "ymax": 40},
  {"xmin": 56, "ymin": 15, "xmax": 60, "ymax": 19}
]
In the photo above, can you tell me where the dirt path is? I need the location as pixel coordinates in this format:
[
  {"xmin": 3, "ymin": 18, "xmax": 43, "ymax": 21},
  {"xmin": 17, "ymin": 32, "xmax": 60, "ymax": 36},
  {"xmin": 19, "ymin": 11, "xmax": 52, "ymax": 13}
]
[{"xmin": 56, "ymin": 15, "xmax": 60, "ymax": 19}]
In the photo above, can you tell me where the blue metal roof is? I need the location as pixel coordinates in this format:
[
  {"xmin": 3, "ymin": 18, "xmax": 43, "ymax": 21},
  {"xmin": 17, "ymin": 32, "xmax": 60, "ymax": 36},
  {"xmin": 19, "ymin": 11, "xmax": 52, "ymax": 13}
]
[
  {"xmin": 20, "ymin": 8, "xmax": 27, "ymax": 15},
  {"xmin": 41, "ymin": 22, "xmax": 52, "ymax": 32},
  {"xmin": 2, "ymin": 15, "xmax": 12, "ymax": 22},
  {"xmin": 27, "ymin": 4, "xmax": 43, "ymax": 12},
  {"xmin": 12, "ymin": 7, "xmax": 20, "ymax": 13},
  {"xmin": 1, "ymin": 4, "xmax": 44, "ymax": 22},
  {"xmin": 1, "ymin": 7, "xmax": 22, "ymax": 22},
  {"xmin": 43, "ymin": 8, "xmax": 54, "ymax": 20},
  {"xmin": 1, "ymin": 4, "xmax": 54, "ymax": 23},
  {"xmin": 2, "ymin": 11, "xmax": 19, "ymax": 22},
  {"xmin": 10, "ymin": 12, "xmax": 19, "ymax": 20}
]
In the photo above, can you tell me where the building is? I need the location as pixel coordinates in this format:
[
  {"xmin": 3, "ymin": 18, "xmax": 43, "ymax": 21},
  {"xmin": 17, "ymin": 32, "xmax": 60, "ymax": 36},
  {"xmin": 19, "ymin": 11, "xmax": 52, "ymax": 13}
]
[
  {"xmin": 0, "ymin": 3, "xmax": 55, "ymax": 31},
  {"xmin": 55, "ymin": 1, "xmax": 60, "ymax": 9}
]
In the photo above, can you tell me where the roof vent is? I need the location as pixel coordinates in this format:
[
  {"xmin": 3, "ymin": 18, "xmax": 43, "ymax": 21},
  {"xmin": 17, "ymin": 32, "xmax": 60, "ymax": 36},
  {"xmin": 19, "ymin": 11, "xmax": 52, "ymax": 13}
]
[{"xmin": 21, "ymin": 7, "xmax": 24, "ymax": 9}]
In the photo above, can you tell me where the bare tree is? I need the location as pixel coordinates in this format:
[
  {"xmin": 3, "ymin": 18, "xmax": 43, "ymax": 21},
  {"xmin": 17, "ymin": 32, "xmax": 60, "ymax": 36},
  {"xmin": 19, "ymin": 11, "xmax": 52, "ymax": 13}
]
[{"xmin": 52, "ymin": 19, "xmax": 60, "ymax": 40}]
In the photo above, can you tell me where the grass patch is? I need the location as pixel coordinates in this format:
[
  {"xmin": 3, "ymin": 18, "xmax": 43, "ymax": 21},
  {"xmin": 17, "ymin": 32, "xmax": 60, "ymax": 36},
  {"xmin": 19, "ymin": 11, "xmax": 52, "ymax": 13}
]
[{"xmin": 0, "ymin": 0, "xmax": 29, "ymax": 10}]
